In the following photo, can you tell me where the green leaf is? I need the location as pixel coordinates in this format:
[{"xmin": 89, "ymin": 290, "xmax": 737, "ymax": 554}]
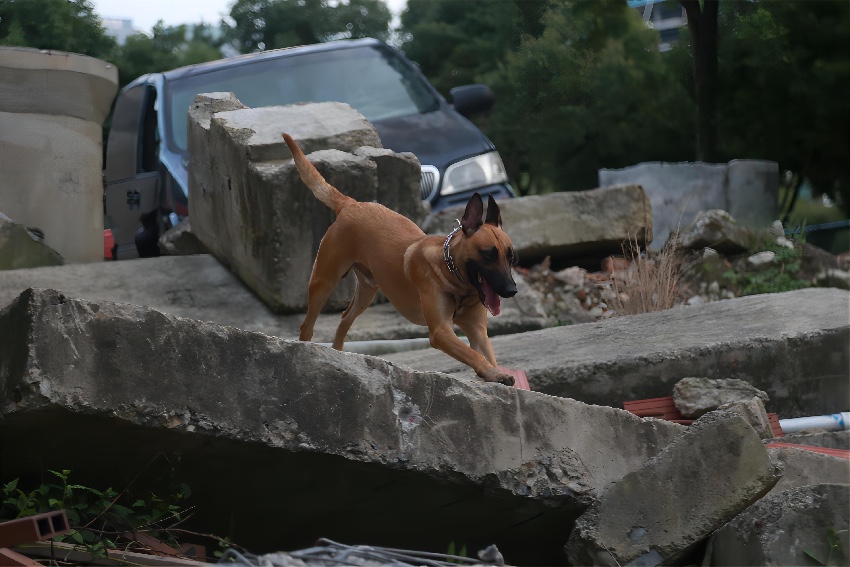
[
  {"xmin": 71, "ymin": 531, "xmax": 85, "ymax": 545},
  {"xmin": 2, "ymin": 479, "xmax": 18, "ymax": 494},
  {"xmin": 804, "ymin": 549, "xmax": 826, "ymax": 566},
  {"xmin": 132, "ymin": 500, "xmax": 146, "ymax": 508},
  {"xmin": 48, "ymin": 498, "xmax": 61, "ymax": 508}
]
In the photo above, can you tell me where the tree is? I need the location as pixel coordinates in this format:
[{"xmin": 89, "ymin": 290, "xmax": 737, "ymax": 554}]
[
  {"xmin": 679, "ymin": 0, "xmax": 719, "ymax": 162},
  {"xmin": 486, "ymin": 0, "xmax": 693, "ymax": 193},
  {"xmin": 111, "ymin": 22, "xmax": 223, "ymax": 87},
  {"xmin": 399, "ymin": 0, "xmax": 545, "ymax": 96},
  {"xmin": 712, "ymin": 0, "xmax": 849, "ymax": 205},
  {"xmin": 0, "ymin": 0, "xmax": 115, "ymax": 58},
  {"xmin": 226, "ymin": 0, "xmax": 392, "ymax": 53}
]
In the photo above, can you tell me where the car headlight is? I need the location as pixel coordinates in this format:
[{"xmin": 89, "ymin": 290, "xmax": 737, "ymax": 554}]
[{"xmin": 441, "ymin": 151, "xmax": 508, "ymax": 196}]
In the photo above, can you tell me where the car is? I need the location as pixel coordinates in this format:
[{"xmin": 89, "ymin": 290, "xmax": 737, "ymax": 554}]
[{"xmin": 104, "ymin": 38, "xmax": 515, "ymax": 260}]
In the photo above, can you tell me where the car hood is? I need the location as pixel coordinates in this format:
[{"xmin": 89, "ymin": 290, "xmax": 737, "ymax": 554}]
[{"xmin": 373, "ymin": 109, "xmax": 494, "ymax": 171}]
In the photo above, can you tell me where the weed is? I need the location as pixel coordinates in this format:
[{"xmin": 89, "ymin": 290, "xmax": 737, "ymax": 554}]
[
  {"xmin": 1, "ymin": 468, "xmax": 202, "ymax": 558},
  {"xmin": 804, "ymin": 527, "xmax": 848, "ymax": 566},
  {"xmin": 610, "ymin": 232, "xmax": 684, "ymax": 315},
  {"xmin": 722, "ymin": 238, "xmax": 811, "ymax": 296}
]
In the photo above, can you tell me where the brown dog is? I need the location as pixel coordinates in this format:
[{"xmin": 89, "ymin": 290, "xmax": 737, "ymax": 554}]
[{"xmin": 282, "ymin": 133, "xmax": 518, "ymax": 385}]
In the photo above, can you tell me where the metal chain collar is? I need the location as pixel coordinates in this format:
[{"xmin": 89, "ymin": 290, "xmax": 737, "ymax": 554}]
[{"xmin": 443, "ymin": 219, "xmax": 463, "ymax": 281}]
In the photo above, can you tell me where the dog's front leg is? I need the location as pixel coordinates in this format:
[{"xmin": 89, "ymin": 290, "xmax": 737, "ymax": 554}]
[{"xmin": 422, "ymin": 293, "xmax": 514, "ymax": 386}]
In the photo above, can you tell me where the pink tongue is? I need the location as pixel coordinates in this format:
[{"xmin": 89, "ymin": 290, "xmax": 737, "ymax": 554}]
[{"xmin": 482, "ymin": 277, "xmax": 501, "ymax": 316}]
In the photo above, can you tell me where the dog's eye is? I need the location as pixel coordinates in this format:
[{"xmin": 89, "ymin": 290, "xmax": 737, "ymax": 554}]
[
  {"xmin": 481, "ymin": 247, "xmax": 498, "ymax": 261},
  {"xmin": 508, "ymin": 247, "xmax": 518, "ymax": 266}
]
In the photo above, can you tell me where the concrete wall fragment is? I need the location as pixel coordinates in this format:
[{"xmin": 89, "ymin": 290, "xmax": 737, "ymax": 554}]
[
  {"xmin": 0, "ymin": 47, "xmax": 118, "ymax": 263},
  {"xmin": 187, "ymin": 96, "xmax": 423, "ymax": 312}
]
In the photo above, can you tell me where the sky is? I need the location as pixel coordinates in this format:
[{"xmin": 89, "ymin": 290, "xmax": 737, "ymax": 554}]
[{"xmin": 92, "ymin": 0, "xmax": 408, "ymax": 35}]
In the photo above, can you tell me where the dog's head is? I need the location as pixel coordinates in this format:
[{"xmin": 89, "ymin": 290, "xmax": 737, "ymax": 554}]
[{"xmin": 459, "ymin": 193, "xmax": 518, "ymax": 316}]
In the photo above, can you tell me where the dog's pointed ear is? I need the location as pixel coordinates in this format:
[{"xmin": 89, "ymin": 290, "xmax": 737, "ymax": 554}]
[
  {"xmin": 461, "ymin": 193, "xmax": 484, "ymax": 236},
  {"xmin": 485, "ymin": 195, "xmax": 502, "ymax": 227}
]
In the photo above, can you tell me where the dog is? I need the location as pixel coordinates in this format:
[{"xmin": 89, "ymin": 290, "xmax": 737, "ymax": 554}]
[{"xmin": 282, "ymin": 134, "xmax": 518, "ymax": 386}]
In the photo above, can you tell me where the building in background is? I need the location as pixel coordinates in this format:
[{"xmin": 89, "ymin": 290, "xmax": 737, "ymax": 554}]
[
  {"xmin": 101, "ymin": 17, "xmax": 137, "ymax": 46},
  {"xmin": 628, "ymin": 0, "xmax": 686, "ymax": 52}
]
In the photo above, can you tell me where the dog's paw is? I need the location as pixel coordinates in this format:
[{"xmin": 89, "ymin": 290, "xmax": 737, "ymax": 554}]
[{"xmin": 483, "ymin": 367, "xmax": 515, "ymax": 386}]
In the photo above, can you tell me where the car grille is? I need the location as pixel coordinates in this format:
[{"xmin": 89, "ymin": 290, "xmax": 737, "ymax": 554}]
[{"xmin": 420, "ymin": 166, "xmax": 440, "ymax": 201}]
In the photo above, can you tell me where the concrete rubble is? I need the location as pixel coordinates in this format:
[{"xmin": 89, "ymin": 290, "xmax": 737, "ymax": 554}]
[
  {"xmin": 0, "ymin": 255, "xmax": 548, "ymax": 343},
  {"xmin": 709, "ymin": 483, "xmax": 849, "ymax": 566},
  {"xmin": 718, "ymin": 398, "xmax": 775, "ymax": 439},
  {"xmin": 673, "ymin": 377, "xmax": 770, "ymax": 419},
  {"xmin": 187, "ymin": 95, "xmax": 423, "ymax": 312},
  {"xmin": 565, "ymin": 410, "xmax": 783, "ymax": 566},
  {"xmin": 766, "ymin": 444, "xmax": 850, "ymax": 494},
  {"xmin": 421, "ymin": 184, "xmax": 652, "ymax": 268},
  {"xmin": 386, "ymin": 287, "xmax": 850, "ymax": 418},
  {"xmin": 673, "ymin": 209, "xmax": 753, "ymax": 254},
  {"xmin": 0, "ymin": 287, "xmax": 684, "ymax": 564},
  {"xmin": 599, "ymin": 160, "xmax": 779, "ymax": 247}
]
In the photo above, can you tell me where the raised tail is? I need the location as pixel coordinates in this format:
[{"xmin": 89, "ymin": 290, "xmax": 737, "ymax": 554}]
[{"xmin": 282, "ymin": 133, "xmax": 353, "ymax": 214}]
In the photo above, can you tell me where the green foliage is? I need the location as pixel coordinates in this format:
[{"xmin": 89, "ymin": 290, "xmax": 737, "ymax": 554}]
[
  {"xmin": 493, "ymin": 0, "xmax": 693, "ymax": 193},
  {"xmin": 681, "ymin": 0, "xmax": 849, "ymax": 205},
  {"xmin": 722, "ymin": 240, "xmax": 810, "ymax": 296},
  {"xmin": 0, "ymin": 0, "xmax": 116, "ymax": 58},
  {"xmin": 1, "ymin": 470, "xmax": 192, "ymax": 557},
  {"xmin": 804, "ymin": 528, "xmax": 848, "ymax": 566},
  {"xmin": 446, "ymin": 541, "xmax": 468, "ymax": 562},
  {"xmin": 226, "ymin": 0, "xmax": 392, "ymax": 53}
]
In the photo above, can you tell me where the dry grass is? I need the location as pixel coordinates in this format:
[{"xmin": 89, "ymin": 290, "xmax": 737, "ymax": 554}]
[{"xmin": 609, "ymin": 232, "xmax": 684, "ymax": 316}]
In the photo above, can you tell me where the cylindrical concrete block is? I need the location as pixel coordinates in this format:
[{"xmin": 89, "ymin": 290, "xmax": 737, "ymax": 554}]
[{"xmin": 0, "ymin": 47, "xmax": 118, "ymax": 263}]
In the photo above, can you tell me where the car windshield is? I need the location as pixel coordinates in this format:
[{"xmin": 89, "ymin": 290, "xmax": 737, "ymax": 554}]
[{"xmin": 165, "ymin": 44, "xmax": 440, "ymax": 152}]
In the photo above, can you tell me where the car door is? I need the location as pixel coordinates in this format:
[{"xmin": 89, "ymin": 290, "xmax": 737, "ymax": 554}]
[{"xmin": 104, "ymin": 82, "xmax": 161, "ymax": 259}]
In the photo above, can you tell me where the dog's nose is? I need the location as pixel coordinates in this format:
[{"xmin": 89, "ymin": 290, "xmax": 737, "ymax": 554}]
[{"xmin": 502, "ymin": 282, "xmax": 518, "ymax": 298}]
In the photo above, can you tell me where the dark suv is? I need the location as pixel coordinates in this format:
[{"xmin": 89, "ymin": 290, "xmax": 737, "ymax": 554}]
[{"xmin": 104, "ymin": 38, "xmax": 514, "ymax": 259}]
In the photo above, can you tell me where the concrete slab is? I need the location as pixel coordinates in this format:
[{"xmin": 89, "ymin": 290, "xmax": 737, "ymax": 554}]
[
  {"xmin": 385, "ymin": 288, "xmax": 850, "ymax": 418},
  {"xmin": 0, "ymin": 255, "xmax": 547, "ymax": 343},
  {"xmin": 710, "ymin": 483, "xmax": 849, "ymax": 566},
  {"xmin": 767, "ymin": 445, "xmax": 850, "ymax": 494},
  {"xmin": 0, "ymin": 213, "xmax": 63, "ymax": 269},
  {"xmin": 0, "ymin": 288, "xmax": 683, "ymax": 565},
  {"xmin": 565, "ymin": 410, "xmax": 782, "ymax": 566},
  {"xmin": 421, "ymin": 185, "xmax": 652, "ymax": 268}
]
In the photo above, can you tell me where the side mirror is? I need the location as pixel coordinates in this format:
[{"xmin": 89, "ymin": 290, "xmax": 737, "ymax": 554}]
[{"xmin": 450, "ymin": 84, "xmax": 495, "ymax": 117}]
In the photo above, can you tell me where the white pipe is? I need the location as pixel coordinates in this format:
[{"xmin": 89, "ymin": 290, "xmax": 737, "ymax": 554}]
[
  {"xmin": 317, "ymin": 337, "xmax": 470, "ymax": 357},
  {"xmin": 779, "ymin": 412, "xmax": 850, "ymax": 434}
]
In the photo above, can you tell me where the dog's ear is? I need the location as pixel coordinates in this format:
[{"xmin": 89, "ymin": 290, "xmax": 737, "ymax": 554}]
[
  {"xmin": 485, "ymin": 195, "xmax": 502, "ymax": 227},
  {"xmin": 461, "ymin": 193, "xmax": 484, "ymax": 236}
]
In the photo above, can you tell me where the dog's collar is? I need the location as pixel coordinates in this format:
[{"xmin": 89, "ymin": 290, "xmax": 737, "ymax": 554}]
[{"xmin": 443, "ymin": 219, "xmax": 464, "ymax": 281}]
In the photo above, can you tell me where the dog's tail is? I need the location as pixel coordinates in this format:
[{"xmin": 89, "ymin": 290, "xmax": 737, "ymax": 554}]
[{"xmin": 282, "ymin": 133, "xmax": 353, "ymax": 214}]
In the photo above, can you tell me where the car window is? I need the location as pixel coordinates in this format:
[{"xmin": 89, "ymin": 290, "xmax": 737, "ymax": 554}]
[{"xmin": 165, "ymin": 45, "xmax": 440, "ymax": 153}]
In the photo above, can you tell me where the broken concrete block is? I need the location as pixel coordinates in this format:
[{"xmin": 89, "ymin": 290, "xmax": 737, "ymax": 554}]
[
  {"xmin": 565, "ymin": 411, "xmax": 783, "ymax": 566},
  {"xmin": 673, "ymin": 377, "xmax": 769, "ymax": 419},
  {"xmin": 775, "ymin": 429, "xmax": 850, "ymax": 450},
  {"xmin": 386, "ymin": 288, "xmax": 850, "ymax": 419},
  {"xmin": 767, "ymin": 445, "xmax": 850, "ymax": 494},
  {"xmin": 0, "ymin": 287, "xmax": 684, "ymax": 564},
  {"xmin": 188, "ymin": 97, "xmax": 422, "ymax": 313},
  {"xmin": 421, "ymin": 185, "xmax": 652, "ymax": 266},
  {"xmin": 674, "ymin": 209, "xmax": 754, "ymax": 254},
  {"xmin": 157, "ymin": 218, "xmax": 209, "ymax": 256},
  {"xmin": 599, "ymin": 161, "xmax": 778, "ymax": 248},
  {"xmin": 0, "ymin": 213, "xmax": 63, "ymax": 270},
  {"xmin": 710, "ymin": 483, "xmax": 849, "ymax": 566},
  {"xmin": 354, "ymin": 146, "xmax": 427, "ymax": 225},
  {"xmin": 719, "ymin": 397, "xmax": 775, "ymax": 439}
]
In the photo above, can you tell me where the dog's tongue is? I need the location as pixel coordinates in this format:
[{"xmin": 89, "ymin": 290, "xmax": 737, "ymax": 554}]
[{"xmin": 481, "ymin": 277, "xmax": 501, "ymax": 316}]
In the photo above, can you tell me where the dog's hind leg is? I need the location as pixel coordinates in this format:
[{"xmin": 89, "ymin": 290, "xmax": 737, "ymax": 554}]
[
  {"xmin": 332, "ymin": 264, "xmax": 379, "ymax": 350},
  {"xmin": 299, "ymin": 230, "xmax": 354, "ymax": 342}
]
